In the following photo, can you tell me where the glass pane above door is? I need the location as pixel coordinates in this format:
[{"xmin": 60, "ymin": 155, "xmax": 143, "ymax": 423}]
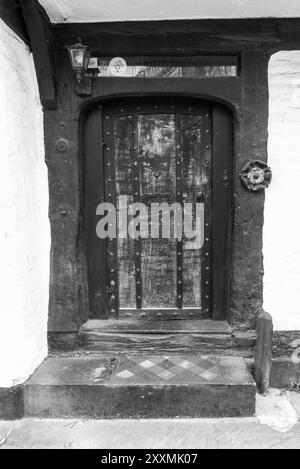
[{"xmin": 88, "ymin": 56, "xmax": 238, "ymax": 78}]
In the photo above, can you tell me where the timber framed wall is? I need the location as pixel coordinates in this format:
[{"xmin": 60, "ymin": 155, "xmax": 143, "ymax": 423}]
[
  {"xmin": 45, "ymin": 20, "xmax": 281, "ymax": 333},
  {"xmin": 4, "ymin": 1, "xmax": 300, "ymax": 335}
]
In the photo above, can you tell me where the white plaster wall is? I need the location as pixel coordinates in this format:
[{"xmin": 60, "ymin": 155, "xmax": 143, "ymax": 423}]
[
  {"xmin": 264, "ymin": 51, "xmax": 300, "ymax": 331},
  {"xmin": 39, "ymin": 0, "xmax": 300, "ymax": 23},
  {"xmin": 0, "ymin": 20, "xmax": 50, "ymax": 387}
]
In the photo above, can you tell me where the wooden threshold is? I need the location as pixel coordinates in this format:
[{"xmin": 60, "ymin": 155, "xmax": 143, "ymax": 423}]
[
  {"xmin": 78, "ymin": 320, "xmax": 243, "ymax": 355},
  {"xmin": 119, "ymin": 308, "xmax": 209, "ymax": 320},
  {"xmin": 80, "ymin": 319, "xmax": 232, "ymax": 335}
]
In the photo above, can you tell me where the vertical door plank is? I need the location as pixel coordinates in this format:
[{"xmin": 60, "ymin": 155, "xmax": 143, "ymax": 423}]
[
  {"xmin": 175, "ymin": 114, "xmax": 183, "ymax": 309},
  {"xmin": 181, "ymin": 110, "xmax": 212, "ymax": 313},
  {"xmin": 132, "ymin": 115, "xmax": 143, "ymax": 309},
  {"xmin": 139, "ymin": 113, "xmax": 177, "ymax": 309},
  {"xmin": 201, "ymin": 109, "xmax": 213, "ymax": 316},
  {"xmin": 103, "ymin": 111, "xmax": 119, "ymax": 317},
  {"xmin": 84, "ymin": 106, "xmax": 108, "ymax": 318},
  {"xmin": 114, "ymin": 115, "xmax": 137, "ymax": 309},
  {"xmin": 181, "ymin": 113, "xmax": 202, "ymax": 308}
]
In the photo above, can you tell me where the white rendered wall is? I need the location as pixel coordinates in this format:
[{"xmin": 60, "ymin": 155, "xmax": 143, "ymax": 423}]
[
  {"xmin": 264, "ymin": 51, "xmax": 300, "ymax": 331},
  {"xmin": 0, "ymin": 20, "xmax": 50, "ymax": 387}
]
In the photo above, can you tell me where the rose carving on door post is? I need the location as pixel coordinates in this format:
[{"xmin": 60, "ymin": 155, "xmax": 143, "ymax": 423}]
[{"xmin": 240, "ymin": 160, "xmax": 272, "ymax": 191}]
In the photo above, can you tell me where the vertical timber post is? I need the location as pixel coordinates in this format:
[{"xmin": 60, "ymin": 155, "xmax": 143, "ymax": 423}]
[{"xmin": 255, "ymin": 311, "xmax": 273, "ymax": 394}]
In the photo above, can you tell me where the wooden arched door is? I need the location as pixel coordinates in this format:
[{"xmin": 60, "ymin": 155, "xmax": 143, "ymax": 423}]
[{"xmin": 83, "ymin": 97, "xmax": 233, "ymax": 321}]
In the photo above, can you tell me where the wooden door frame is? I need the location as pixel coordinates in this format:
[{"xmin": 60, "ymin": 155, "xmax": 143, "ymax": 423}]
[
  {"xmin": 82, "ymin": 95, "xmax": 233, "ymax": 322},
  {"xmin": 212, "ymin": 105, "xmax": 233, "ymax": 320}
]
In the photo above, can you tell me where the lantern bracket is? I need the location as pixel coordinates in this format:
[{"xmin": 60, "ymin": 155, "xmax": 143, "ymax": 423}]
[{"xmin": 73, "ymin": 76, "xmax": 92, "ymax": 97}]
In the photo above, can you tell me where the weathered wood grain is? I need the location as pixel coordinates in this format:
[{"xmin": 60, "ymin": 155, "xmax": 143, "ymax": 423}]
[
  {"xmin": 119, "ymin": 308, "xmax": 208, "ymax": 320},
  {"xmin": 77, "ymin": 319, "xmax": 243, "ymax": 356},
  {"xmin": 84, "ymin": 105, "xmax": 108, "ymax": 319},
  {"xmin": 212, "ymin": 106, "xmax": 233, "ymax": 320},
  {"xmin": 53, "ymin": 19, "xmax": 300, "ymax": 54},
  {"xmin": 78, "ymin": 332, "xmax": 254, "ymax": 357},
  {"xmin": 100, "ymin": 101, "xmax": 218, "ymax": 317},
  {"xmin": 181, "ymin": 113, "xmax": 206, "ymax": 308},
  {"xmin": 21, "ymin": 0, "xmax": 56, "ymax": 109},
  {"xmin": 81, "ymin": 318, "xmax": 232, "ymax": 334},
  {"xmin": 115, "ymin": 115, "xmax": 136, "ymax": 308},
  {"xmin": 139, "ymin": 113, "xmax": 177, "ymax": 309}
]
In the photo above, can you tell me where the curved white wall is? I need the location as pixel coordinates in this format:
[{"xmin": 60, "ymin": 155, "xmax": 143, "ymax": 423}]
[
  {"xmin": 0, "ymin": 20, "xmax": 50, "ymax": 387},
  {"xmin": 264, "ymin": 51, "xmax": 300, "ymax": 331}
]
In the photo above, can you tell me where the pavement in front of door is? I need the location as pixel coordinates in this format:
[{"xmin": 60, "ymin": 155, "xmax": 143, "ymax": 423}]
[{"xmin": 1, "ymin": 389, "xmax": 300, "ymax": 449}]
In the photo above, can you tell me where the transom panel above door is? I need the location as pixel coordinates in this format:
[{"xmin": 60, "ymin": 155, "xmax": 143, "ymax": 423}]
[{"xmin": 84, "ymin": 97, "xmax": 233, "ymax": 321}]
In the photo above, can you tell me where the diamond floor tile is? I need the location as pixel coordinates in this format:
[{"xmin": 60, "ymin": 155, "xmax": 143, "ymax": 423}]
[{"xmin": 110, "ymin": 355, "xmax": 225, "ymax": 385}]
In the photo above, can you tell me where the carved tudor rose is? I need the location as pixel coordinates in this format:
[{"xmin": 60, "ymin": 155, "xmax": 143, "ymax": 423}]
[{"xmin": 239, "ymin": 160, "xmax": 272, "ymax": 192}]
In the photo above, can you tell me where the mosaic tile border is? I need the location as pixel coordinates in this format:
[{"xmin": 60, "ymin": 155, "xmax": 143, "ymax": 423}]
[{"xmin": 110, "ymin": 355, "xmax": 225, "ymax": 385}]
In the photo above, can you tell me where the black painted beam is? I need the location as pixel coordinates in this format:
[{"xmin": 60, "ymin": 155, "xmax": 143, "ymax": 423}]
[
  {"xmin": 20, "ymin": 0, "xmax": 57, "ymax": 109},
  {"xmin": 0, "ymin": 0, "xmax": 28, "ymax": 43},
  {"xmin": 53, "ymin": 18, "xmax": 300, "ymax": 54}
]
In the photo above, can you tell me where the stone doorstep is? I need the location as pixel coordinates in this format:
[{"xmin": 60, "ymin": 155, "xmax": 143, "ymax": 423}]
[
  {"xmin": 0, "ymin": 386, "xmax": 24, "ymax": 420},
  {"xmin": 2, "ymin": 357, "xmax": 299, "ymax": 420},
  {"xmin": 22, "ymin": 354, "xmax": 256, "ymax": 419}
]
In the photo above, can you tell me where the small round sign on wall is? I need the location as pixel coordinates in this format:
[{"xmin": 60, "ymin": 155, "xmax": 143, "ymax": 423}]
[{"xmin": 108, "ymin": 57, "xmax": 127, "ymax": 76}]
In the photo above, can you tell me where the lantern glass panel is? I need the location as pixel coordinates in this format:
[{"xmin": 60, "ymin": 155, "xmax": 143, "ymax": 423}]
[{"xmin": 70, "ymin": 49, "xmax": 85, "ymax": 69}]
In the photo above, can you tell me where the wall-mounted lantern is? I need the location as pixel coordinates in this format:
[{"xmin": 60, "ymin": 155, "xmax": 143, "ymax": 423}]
[{"xmin": 66, "ymin": 38, "xmax": 92, "ymax": 97}]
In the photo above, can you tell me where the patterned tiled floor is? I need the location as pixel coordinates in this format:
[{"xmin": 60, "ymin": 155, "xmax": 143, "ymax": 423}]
[{"xmin": 110, "ymin": 355, "xmax": 224, "ymax": 385}]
